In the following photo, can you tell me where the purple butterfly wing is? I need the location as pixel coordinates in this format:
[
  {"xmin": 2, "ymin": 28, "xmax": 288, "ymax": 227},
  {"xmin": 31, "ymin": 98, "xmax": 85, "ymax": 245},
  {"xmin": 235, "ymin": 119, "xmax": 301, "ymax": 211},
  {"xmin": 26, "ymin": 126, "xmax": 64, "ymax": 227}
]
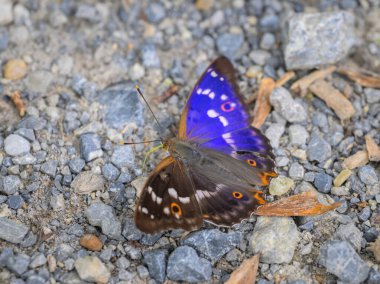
[{"xmin": 178, "ymin": 57, "xmax": 275, "ymax": 174}]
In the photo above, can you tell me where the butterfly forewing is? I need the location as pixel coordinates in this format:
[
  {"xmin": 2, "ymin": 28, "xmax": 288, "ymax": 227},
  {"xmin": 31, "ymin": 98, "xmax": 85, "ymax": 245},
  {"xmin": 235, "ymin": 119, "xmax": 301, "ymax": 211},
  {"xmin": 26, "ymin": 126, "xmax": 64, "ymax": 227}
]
[{"xmin": 135, "ymin": 156, "xmax": 203, "ymax": 234}]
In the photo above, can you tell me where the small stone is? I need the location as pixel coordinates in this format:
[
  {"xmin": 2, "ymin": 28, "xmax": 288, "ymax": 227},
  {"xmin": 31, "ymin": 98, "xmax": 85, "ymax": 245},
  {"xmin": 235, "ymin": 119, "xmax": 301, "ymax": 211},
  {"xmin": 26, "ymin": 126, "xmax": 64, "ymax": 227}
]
[
  {"xmin": 111, "ymin": 145, "xmax": 135, "ymax": 169},
  {"xmin": 195, "ymin": 0, "xmax": 214, "ymax": 11},
  {"xmin": 145, "ymin": 3, "xmax": 165, "ymax": 23},
  {"xmin": 75, "ymin": 4, "xmax": 101, "ymax": 23},
  {"xmin": 85, "ymin": 202, "xmax": 121, "ymax": 239},
  {"xmin": 0, "ymin": 175, "xmax": 21, "ymax": 195},
  {"xmin": 7, "ymin": 195, "xmax": 24, "ymax": 210},
  {"xmin": 14, "ymin": 128, "xmax": 35, "ymax": 142},
  {"xmin": 0, "ymin": 218, "xmax": 29, "ymax": 244},
  {"xmin": 125, "ymin": 244, "xmax": 142, "ymax": 260},
  {"xmin": 216, "ymin": 33, "xmax": 244, "ymax": 60},
  {"xmin": 331, "ymin": 186, "xmax": 349, "ymax": 196},
  {"xmin": 269, "ymin": 176, "xmax": 294, "ymax": 196},
  {"xmin": 368, "ymin": 269, "xmax": 380, "ymax": 284},
  {"xmin": 313, "ymin": 173, "xmax": 333, "ymax": 193},
  {"xmin": 29, "ymin": 253, "xmax": 47, "ymax": 269},
  {"xmin": 319, "ymin": 241, "xmax": 370, "ymax": 283},
  {"xmin": 75, "ymin": 256, "xmax": 110, "ymax": 284},
  {"xmin": 122, "ymin": 217, "xmax": 143, "ymax": 241},
  {"xmin": 358, "ymin": 206, "xmax": 371, "ymax": 222},
  {"xmin": 284, "ymin": 11, "xmax": 357, "ymax": 69},
  {"xmin": 68, "ymin": 158, "xmax": 85, "ymax": 174},
  {"xmin": 260, "ymin": 32, "xmax": 276, "ymax": 50},
  {"xmin": 3, "ymin": 59, "xmax": 27, "ymax": 81},
  {"xmin": 364, "ymin": 88, "xmax": 380, "ymax": 104},
  {"xmin": 142, "ymin": 44, "xmax": 160, "ymax": 68},
  {"xmin": 26, "ymin": 70, "xmax": 53, "ymax": 93},
  {"xmin": 288, "ymin": 124, "xmax": 309, "ymax": 146},
  {"xmin": 143, "ymin": 250, "xmax": 166, "ymax": 283},
  {"xmin": 20, "ymin": 231, "xmax": 37, "ymax": 248},
  {"xmin": 289, "ymin": 163, "xmax": 304, "ymax": 180},
  {"xmin": 6, "ymin": 254, "xmax": 30, "ymax": 276},
  {"xmin": 270, "ymin": 88, "xmax": 307, "ymax": 123},
  {"xmin": 167, "ymin": 246, "xmax": 212, "ymax": 282},
  {"xmin": 250, "ymin": 217, "xmax": 299, "ymax": 263},
  {"xmin": 50, "ymin": 194, "xmax": 65, "ymax": 211},
  {"xmin": 0, "ymin": 28, "xmax": 9, "ymax": 51},
  {"xmin": 40, "ymin": 160, "xmax": 57, "ymax": 177},
  {"xmin": 79, "ymin": 234, "xmax": 103, "ymax": 251},
  {"xmin": 358, "ymin": 165, "xmax": 378, "ymax": 185},
  {"xmin": 181, "ymin": 229, "xmax": 240, "ymax": 264},
  {"xmin": 259, "ymin": 14, "xmax": 280, "ymax": 31},
  {"xmin": 102, "ymin": 163, "xmax": 120, "ymax": 181},
  {"xmin": 71, "ymin": 171, "xmax": 105, "ymax": 194},
  {"xmin": 4, "ymin": 134, "xmax": 30, "ymax": 156},
  {"xmin": 80, "ymin": 133, "xmax": 103, "ymax": 162},
  {"xmin": 129, "ymin": 63, "xmax": 145, "ymax": 81},
  {"xmin": 0, "ymin": 0, "xmax": 13, "ymax": 25},
  {"xmin": 333, "ymin": 169, "xmax": 352, "ymax": 186},
  {"xmin": 17, "ymin": 116, "xmax": 44, "ymax": 130},
  {"xmin": 265, "ymin": 123, "xmax": 285, "ymax": 149},
  {"xmin": 249, "ymin": 50, "xmax": 271, "ymax": 66},
  {"xmin": 365, "ymin": 228, "xmax": 379, "ymax": 242},
  {"xmin": 334, "ymin": 223, "xmax": 363, "ymax": 251},
  {"xmin": 307, "ymin": 134, "xmax": 331, "ymax": 164},
  {"xmin": 137, "ymin": 265, "xmax": 150, "ymax": 279}
]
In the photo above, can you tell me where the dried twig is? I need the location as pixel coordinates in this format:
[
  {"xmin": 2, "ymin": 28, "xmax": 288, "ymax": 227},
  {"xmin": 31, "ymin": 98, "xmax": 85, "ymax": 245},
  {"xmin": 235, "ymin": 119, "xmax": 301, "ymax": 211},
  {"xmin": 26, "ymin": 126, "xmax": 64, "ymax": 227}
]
[
  {"xmin": 275, "ymin": 71, "xmax": 296, "ymax": 88},
  {"xmin": 254, "ymin": 191, "xmax": 341, "ymax": 216},
  {"xmin": 342, "ymin": 150, "xmax": 369, "ymax": 169},
  {"xmin": 224, "ymin": 254, "xmax": 260, "ymax": 284},
  {"xmin": 152, "ymin": 85, "xmax": 179, "ymax": 104},
  {"xmin": 365, "ymin": 135, "xmax": 380, "ymax": 162},
  {"xmin": 337, "ymin": 67, "xmax": 380, "ymax": 88},
  {"xmin": 290, "ymin": 66, "xmax": 336, "ymax": 97},
  {"xmin": 251, "ymin": 78, "xmax": 275, "ymax": 128},
  {"xmin": 309, "ymin": 79, "xmax": 355, "ymax": 120},
  {"xmin": 9, "ymin": 90, "xmax": 26, "ymax": 117}
]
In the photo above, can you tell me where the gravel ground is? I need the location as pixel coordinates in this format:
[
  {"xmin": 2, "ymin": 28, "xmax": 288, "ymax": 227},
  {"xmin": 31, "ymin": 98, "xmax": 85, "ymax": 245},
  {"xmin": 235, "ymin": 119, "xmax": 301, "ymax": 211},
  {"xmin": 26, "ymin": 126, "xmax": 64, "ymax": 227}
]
[{"xmin": 0, "ymin": 0, "xmax": 379, "ymax": 283}]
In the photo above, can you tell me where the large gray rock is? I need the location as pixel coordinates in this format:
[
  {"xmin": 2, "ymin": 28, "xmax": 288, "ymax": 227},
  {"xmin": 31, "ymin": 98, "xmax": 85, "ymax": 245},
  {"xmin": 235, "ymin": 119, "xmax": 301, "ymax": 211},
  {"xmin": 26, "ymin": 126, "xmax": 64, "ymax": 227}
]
[
  {"xmin": 250, "ymin": 217, "xmax": 299, "ymax": 263},
  {"xmin": 181, "ymin": 229, "xmax": 240, "ymax": 264},
  {"xmin": 85, "ymin": 202, "xmax": 122, "ymax": 239},
  {"xmin": 167, "ymin": 246, "xmax": 212, "ymax": 283},
  {"xmin": 143, "ymin": 249, "xmax": 166, "ymax": 283},
  {"xmin": 0, "ymin": 218, "xmax": 29, "ymax": 244},
  {"xmin": 284, "ymin": 11, "xmax": 358, "ymax": 70},
  {"xmin": 319, "ymin": 241, "xmax": 370, "ymax": 283}
]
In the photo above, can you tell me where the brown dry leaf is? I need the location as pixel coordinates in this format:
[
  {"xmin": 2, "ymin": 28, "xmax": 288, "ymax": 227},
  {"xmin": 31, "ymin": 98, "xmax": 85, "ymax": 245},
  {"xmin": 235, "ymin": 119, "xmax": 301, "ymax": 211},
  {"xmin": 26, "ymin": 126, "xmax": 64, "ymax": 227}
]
[
  {"xmin": 224, "ymin": 254, "xmax": 260, "ymax": 284},
  {"xmin": 337, "ymin": 67, "xmax": 380, "ymax": 88},
  {"xmin": 309, "ymin": 79, "xmax": 355, "ymax": 120},
  {"xmin": 152, "ymin": 84, "xmax": 178, "ymax": 104},
  {"xmin": 342, "ymin": 150, "xmax": 369, "ymax": 170},
  {"xmin": 254, "ymin": 191, "xmax": 341, "ymax": 216},
  {"xmin": 9, "ymin": 90, "xmax": 26, "ymax": 117},
  {"xmin": 275, "ymin": 71, "xmax": 295, "ymax": 88},
  {"xmin": 252, "ymin": 78, "xmax": 275, "ymax": 128},
  {"xmin": 290, "ymin": 66, "xmax": 336, "ymax": 97},
  {"xmin": 365, "ymin": 135, "xmax": 380, "ymax": 162}
]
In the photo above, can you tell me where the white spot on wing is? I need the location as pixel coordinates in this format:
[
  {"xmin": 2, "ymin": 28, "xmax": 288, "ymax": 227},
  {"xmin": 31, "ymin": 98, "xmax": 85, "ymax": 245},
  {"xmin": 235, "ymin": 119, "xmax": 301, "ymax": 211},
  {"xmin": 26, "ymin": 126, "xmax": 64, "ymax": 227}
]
[
  {"xmin": 219, "ymin": 116, "xmax": 228, "ymax": 126},
  {"xmin": 156, "ymin": 196, "xmax": 162, "ymax": 204},
  {"xmin": 202, "ymin": 89, "xmax": 211, "ymax": 95},
  {"xmin": 148, "ymin": 187, "xmax": 152, "ymax": 194},
  {"xmin": 211, "ymin": 71, "xmax": 218, "ymax": 77},
  {"xmin": 150, "ymin": 214, "xmax": 154, "ymax": 219},
  {"xmin": 208, "ymin": 92, "xmax": 215, "ymax": 99},
  {"xmin": 142, "ymin": 207, "xmax": 148, "ymax": 214},
  {"xmin": 179, "ymin": 196, "xmax": 191, "ymax": 204},
  {"xmin": 168, "ymin": 188, "xmax": 178, "ymax": 199},
  {"xmin": 163, "ymin": 207, "xmax": 170, "ymax": 215},
  {"xmin": 197, "ymin": 88, "xmax": 202, "ymax": 95},
  {"xmin": 220, "ymin": 77, "xmax": 224, "ymax": 81},
  {"xmin": 221, "ymin": 94, "xmax": 228, "ymax": 101},
  {"xmin": 207, "ymin": 68, "xmax": 212, "ymax": 73},
  {"xmin": 207, "ymin": 109, "xmax": 219, "ymax": 118},
  {"xmin": 151, "ymin": 191, "xmax": 157, "ymax": 202}
]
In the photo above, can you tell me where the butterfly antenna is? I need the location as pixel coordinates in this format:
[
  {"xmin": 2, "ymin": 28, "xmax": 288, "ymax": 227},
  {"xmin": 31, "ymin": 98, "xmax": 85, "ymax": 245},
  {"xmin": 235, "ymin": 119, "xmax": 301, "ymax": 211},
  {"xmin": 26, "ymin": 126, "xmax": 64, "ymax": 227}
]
[
  {"xmin": 135, "ymin": 85, "xmax": 166, "ymax": 140},
  {"xmin": 121, "ymin": 140, "xmax": 161, "ymax": 145}
]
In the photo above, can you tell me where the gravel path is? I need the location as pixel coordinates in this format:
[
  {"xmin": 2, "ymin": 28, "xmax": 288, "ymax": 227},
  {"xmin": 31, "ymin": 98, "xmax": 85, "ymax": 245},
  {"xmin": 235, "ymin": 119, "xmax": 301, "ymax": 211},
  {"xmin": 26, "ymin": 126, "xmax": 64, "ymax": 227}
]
[{"xmin": 0, "ymin": 1, "xmax": 379, "ymax": 283}]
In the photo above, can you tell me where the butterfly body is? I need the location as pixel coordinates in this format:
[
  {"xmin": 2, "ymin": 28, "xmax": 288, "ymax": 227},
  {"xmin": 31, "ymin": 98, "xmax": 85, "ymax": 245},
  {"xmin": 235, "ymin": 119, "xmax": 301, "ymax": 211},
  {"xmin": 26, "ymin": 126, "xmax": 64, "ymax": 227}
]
[{"xmin": 135, "ymin": 57, "xmax": 277, "ymax": 234}]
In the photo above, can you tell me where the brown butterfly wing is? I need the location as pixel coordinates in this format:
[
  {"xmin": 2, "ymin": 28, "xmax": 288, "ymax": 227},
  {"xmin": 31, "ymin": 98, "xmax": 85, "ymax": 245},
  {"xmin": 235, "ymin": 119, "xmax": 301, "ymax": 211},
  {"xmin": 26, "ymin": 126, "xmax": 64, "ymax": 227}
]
[{"xmin": 135, "ymin": 156, "xmax": 203, "ymax": 234}]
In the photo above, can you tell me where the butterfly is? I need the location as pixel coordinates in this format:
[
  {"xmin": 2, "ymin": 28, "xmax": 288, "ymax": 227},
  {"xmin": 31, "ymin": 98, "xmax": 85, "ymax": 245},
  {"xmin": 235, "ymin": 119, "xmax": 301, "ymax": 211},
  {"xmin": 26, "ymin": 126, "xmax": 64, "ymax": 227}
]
[{"xmin": 135, "ymin": 56, "xmax": 277, "ymax": 234}]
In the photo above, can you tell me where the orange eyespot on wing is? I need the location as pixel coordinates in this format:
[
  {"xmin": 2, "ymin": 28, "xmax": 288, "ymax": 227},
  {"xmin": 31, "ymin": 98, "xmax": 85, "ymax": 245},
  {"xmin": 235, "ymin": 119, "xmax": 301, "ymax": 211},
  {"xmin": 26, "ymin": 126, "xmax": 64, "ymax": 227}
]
[
  {"xmin": 221, "ymin": 101, "xmax": 236, "ymax": 112},
  {"xmin": 247, "ymin": 159, "xmax": 257, "ymax": 167},
  {"xmin": 232, "ymin": 191, "xmax": 243, "ymax": 199},
  {"xmin": 253, "ymin": 192, "xmax": 266, "ymax": 205},
  {"xmin": 170, "ymin": 202, "xmax": 182, "ymax": 217}
]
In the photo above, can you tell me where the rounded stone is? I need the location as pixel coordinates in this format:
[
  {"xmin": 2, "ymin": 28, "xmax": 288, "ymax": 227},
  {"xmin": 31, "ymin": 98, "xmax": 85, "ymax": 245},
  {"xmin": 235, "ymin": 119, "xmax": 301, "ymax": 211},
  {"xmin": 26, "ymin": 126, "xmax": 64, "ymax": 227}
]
[
  {"xmin": 269, "ymin": 176, "xmax": 295, "ymax": 196},
  {"xmin": 3, "ymin": 59, "xmax": 27, "ymax": 80},
  {"xmin": 4, "ymin": 134, "xmax": 30, "ymax": 156}
]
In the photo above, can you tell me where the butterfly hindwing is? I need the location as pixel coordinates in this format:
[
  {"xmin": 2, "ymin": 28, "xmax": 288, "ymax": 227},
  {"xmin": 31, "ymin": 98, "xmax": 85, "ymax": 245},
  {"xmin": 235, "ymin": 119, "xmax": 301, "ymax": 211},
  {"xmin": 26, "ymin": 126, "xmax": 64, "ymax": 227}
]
[{"xmin": 135, "ymin": 156, "xmax": 202, "ymax": 234}]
